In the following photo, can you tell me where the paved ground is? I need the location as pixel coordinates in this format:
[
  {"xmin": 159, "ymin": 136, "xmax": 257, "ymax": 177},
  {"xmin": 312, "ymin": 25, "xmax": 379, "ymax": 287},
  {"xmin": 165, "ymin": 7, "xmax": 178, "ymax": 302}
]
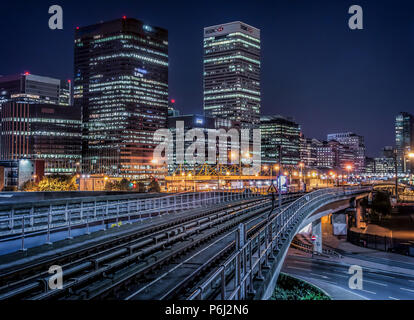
[{"xmin": 283, "ymin": 248, "xmax": 414, "ymax": 300}]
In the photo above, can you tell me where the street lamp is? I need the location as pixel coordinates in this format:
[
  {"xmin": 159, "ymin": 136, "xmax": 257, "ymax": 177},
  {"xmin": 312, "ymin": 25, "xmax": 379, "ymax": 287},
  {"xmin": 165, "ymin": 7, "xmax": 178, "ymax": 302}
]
[{"xmin": 346, "ymin": 165, "xmax": 353, "ymax": 184}]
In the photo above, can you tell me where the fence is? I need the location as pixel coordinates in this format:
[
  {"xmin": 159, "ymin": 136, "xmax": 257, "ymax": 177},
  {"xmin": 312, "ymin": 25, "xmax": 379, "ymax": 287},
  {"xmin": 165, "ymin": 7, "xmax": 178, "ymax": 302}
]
[
  {"xmin": 0, "ymin": 189, "xmax": 263, "ymax": 251},
  {"xmin": 188, "ymin": 186, "xmax": 372, "ymax": 300},
  {"xmin": 347, "ymin": 230, "xmax": 414, "ymax": 256}
]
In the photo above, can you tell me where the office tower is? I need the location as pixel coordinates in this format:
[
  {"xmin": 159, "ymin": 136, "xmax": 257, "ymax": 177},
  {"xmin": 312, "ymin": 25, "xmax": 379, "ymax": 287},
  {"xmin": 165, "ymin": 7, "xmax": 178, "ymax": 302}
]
[
  {"xmin": 395, "ymin": 112, "xmax": 414, "ymax": 173},
  {"xmin": 316, "ymin": 140, "xmax": 352, "ymax": 171},
  {"xmin": 327, "ymin": 132, "xmax": 365, "ymax": 173},
  {"xmin": 203, "ymin": 21, "xmax": 261, "ymax": 128},
  {"xmin": 300, "ymin": 134, "xmax": 320, "ymax": 168},
  {"xmin": 260, "ymin": 115, "xmax": 301, "ymax": 166},
  {"xmin": 0, "ymin": 102, "xmax": 81, "ymax": 175},
  {"xmin": 0, "ymin": 73, "xmax": 71, "ymax": 106},
  {"xmin": 167, "ymin": 114, "xmax": 240, "ymax": 173},
  {"xmin": 74, "ymin": 18, "xmax": 169, "ymax": 180}
]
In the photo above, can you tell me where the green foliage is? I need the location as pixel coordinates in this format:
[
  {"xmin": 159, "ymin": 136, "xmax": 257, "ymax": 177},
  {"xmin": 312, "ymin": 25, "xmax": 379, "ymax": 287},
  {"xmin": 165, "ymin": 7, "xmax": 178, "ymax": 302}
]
[
  {"xmin": 21, "ymin": 175, "xmax": 78, "ymax": 192},
  {"xmin": 271, "ymin": 273, "xmax": 330, "ymax": 300},
  {"xmin": 104, "ymin": 179, "xmax": 146, "ymax": 192},
  {"xmin": 137, "ymin": 182, "xmax": 146, "ymax": 193},
  {"xmin": 148, "ymin": 179, "xmax": 161, "ymax": 193},
  {"xmin": 21, "ymin": 180, "xmax": 39, "ymax": 192},
  {"xmin": 371, "ymin": 191, "xmax": 391, "ymax": 217},
  {"xmin": 37, "ymin": 175, "xmax": 78, "ymax": 192}
]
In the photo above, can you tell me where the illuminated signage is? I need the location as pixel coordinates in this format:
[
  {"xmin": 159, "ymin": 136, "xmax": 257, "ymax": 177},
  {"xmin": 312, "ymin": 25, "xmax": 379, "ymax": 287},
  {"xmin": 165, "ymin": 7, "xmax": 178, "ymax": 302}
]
[{"xmin": 205, "ymin": 26, "xmax": 224, "ymax": 35}]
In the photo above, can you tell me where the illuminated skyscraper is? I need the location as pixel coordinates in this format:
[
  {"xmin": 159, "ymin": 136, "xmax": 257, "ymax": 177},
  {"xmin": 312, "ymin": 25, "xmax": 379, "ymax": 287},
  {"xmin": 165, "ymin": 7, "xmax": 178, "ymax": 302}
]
[
  {"xmin": 260, "ymin": 115, "xmax": 301, "ymax": 166},
  {"xmin": 395, "ymin": 112, "xmax": 414, "ymax": 173},
  {"xmin": 74, "ymin": 18, "xmax": 169, "ymax": 180},
  {"xmin": 203, "ymin": 21, "xmax": 261, "ymax": 128}
]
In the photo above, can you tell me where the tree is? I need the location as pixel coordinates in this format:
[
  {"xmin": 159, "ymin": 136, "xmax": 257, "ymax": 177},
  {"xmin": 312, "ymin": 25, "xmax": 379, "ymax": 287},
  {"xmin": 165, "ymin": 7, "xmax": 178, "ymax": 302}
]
[
  {"xmin": 20, "ymin": 180, "xmax": 39, "ymax": 192},
  {"xmin": 137, "ymin": 182, "xmax": 146, "ymax": 193},
  {"xmin": 371, "ymin": 191, "xmax": 391, "ymax": 218},
  {"xmin": 37, "ymin": 175, "xmax": 78, "ymax": 192},
  {"xmin": 119, "ymin": 178, "xmax": 131, "ymax": 191},
  {"xmin": 148, "ymin": 179, "xmax": 161, "ymax": 193}
]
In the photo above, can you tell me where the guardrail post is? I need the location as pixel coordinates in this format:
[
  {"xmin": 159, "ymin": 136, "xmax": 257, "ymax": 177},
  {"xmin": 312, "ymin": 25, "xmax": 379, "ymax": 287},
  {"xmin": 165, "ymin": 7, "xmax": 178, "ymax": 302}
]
[
  {"xmin": 220, "ymin": 267, "xmax": 226, "ymax": 299},
  {"xmin": 86, "ymin": 209, "xmax": 90, "ymax": 235},
  {"xmin": 30, "ymin": 206, "xmax": 34, "ymax": 227},
  {"xmin": 46, "ymin": 206, "xmax": 52, "ymax": 245},
  {"xmin": 67, "ymin": 210, "xmax": 73, "ymax": 240},
  {"xmin": 116, "ymin": 200, "xmax": 120, "ymax": 226},
  {"xmin": 9, "ymin": 208, "xmax": 14, "ymax": 230},
  {"xmin": 80, "ymin": 201, "xmax": 83, "ymax": 220},
  {"xmin": 20, "ymin": 216, "xmax": 27, "ymax": 252}
]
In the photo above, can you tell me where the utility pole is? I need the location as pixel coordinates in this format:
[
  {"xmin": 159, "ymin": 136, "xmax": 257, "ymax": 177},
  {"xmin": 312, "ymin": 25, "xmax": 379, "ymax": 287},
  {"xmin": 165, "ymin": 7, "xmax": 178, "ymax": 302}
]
[
  {"xmin": 394, "ymin": 149, "xmax": 399, "ymax": 203},
  {"xmin": 278, "ymin": 145, "xmax": 282, "ymax": 210}
]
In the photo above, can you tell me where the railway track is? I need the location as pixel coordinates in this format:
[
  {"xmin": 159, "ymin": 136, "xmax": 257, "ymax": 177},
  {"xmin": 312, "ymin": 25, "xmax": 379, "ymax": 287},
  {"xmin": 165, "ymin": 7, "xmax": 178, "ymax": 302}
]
[
  {"xmin": 82, "ymin": 194, "xmax": 300, "ymax": 300},
  {"xmin": 0, "ymin": 193, "xmax": 302, "ymax": 300}
]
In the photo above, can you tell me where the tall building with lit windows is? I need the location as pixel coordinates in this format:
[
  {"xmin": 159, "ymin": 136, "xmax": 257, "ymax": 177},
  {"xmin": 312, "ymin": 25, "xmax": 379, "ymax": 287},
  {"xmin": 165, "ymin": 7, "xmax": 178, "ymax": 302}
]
[
  {"xmin": 395, "ymin": 112, "xmax": 414, "ymax": 173},
  {"xmin": 74, "ymin": 17, "xmax": 169, "ymax": 181},
  {"xmin": 327, "ymin": 132, "xmax": 365, "ymax": 173},
  {"xmin": 203, "ymin": 21, "xmax": 261, "ymax": 128},
  {"xmin": 0, "ymin": 73, "xmax": 72, "ymax": 106},
  {"xmin": 260, "ymin": 115, "xmax": 301, "ymax": 166},
  {"xmin": 0, "ymin": 102, "xmax": 81, "ymax": 175}
]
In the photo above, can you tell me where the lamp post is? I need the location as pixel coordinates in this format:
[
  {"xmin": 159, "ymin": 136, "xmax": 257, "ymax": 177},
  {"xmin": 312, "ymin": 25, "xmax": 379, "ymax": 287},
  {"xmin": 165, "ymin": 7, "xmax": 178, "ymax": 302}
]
[
  {"xmin": 298, "ymin": 162, "xmax": 304, "ymax": 191},
  {"xmin": 346, "ymin": 165, "xmax": 353, "ymax": 184}
]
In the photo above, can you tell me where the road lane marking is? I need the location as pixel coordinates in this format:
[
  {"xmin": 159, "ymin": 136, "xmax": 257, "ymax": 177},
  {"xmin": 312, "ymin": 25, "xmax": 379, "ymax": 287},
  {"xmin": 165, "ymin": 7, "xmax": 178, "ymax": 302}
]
[
  {"xmin": 286, "ymin": 266, "xmax": 309, "ymax": 271},
  {"xmin": 359, "ymin": 289, "xmax": 376, "ymax": 295},
  {"xmin": 389, "ymin": 296, "xmax": 399, "ymax": 300},
  {"xmin": 366, "ymin": 272, "xmax": 394, "ymax": 279},
  {"xmin": 400, "ymin": 287, "xmax": 414, "ymax": 293},
  {"xmin": 363, "ymin": 279, "xmax": 387, "ymax": 287},
  {"xmin": 321, "ymin": 271, "xmax": 348, "ymax": 278},
  {"xmin": 310, "ymin": 272, "xmax": 329, "ymax": 279}
]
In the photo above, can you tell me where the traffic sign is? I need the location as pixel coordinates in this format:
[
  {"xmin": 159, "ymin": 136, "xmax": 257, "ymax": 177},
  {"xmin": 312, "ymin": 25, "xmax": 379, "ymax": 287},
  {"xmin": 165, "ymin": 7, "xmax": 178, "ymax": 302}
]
[{"xmin": 267, "ymin": 184, "xmax": 277, "ymax": 193}]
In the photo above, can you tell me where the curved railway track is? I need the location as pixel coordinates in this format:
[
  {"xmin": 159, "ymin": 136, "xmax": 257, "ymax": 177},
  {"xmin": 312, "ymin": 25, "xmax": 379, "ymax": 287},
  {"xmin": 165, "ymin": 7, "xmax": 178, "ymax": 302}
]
[{"xmin": 0, "ymin": 193, "xmax": 302, "ymax": 300}]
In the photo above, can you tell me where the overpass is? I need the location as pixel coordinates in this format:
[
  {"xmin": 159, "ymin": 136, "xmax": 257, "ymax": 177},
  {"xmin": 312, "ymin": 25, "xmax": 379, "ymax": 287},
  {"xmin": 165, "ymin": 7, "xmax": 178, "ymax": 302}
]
[
  {"xmin": 188, "ymin": 186, "xmax": 371, "ymax": 300},
  {"xmin": 0, "ymin": 186, "xmax": 371, "ymax": 300}
]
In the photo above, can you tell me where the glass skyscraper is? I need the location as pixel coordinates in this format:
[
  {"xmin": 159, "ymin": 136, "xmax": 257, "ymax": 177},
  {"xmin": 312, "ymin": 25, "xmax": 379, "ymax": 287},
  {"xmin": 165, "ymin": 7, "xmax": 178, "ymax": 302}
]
[
  {"xmin": 203, "ymin": 21, "xmax": 261, "ymax": 128},
  {"xmin": 395, "ymin": 112, "xmax": 414, "ymax": 173},
  {"xmin": 260, "ymin": 115, "xmax": 301, "ymax": 166},
  {"xmin": 74, "ymin": 17, "xmax": 169, "ymax": 180}
]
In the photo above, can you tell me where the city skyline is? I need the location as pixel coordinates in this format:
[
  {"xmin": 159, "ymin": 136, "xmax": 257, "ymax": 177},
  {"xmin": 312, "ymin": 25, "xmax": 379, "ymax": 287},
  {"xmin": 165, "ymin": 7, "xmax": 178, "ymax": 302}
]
[{"xmin": 1, "ymin": 0, "xmax": 413, "ymax": 156}]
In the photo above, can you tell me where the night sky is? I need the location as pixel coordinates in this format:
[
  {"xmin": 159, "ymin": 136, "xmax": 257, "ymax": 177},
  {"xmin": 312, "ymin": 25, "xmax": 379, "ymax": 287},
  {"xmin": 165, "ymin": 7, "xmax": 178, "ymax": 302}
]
[{"xmin": 1, "ymin": 0, "xmax": 413, "ymax": 156}]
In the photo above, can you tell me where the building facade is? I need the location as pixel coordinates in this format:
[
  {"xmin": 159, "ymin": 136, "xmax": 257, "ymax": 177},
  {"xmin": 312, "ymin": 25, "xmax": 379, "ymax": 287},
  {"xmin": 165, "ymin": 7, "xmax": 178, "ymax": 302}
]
[
  {"xmin": 167, "ymin": 114, "xmax": 240, "ymax": 173},
  {"xmin": 395, "ymin": 112, "xmax": 414, "ymax": 173},
  {"xmin": 74, "ymin": 18, "xmax": 169, "ymax": 181},
  {"xmin": 0, "ymin": 102, "xmax": 81, "ymax": 175},
  {"xmin": 203, "ymin": 21, "xmax": 261, "ymax": 129},
  {"xmin": 327, "ymin": 132, "xmax": 365, "ymax": 173},
  {"xmin": 0, "ymin": 73, "xmax": 71, "ymax": 106},
  {"xmin": 260, "ymin": 115, "xmax": 301, "ymax": 166},
  {"xmin": 316, "ymin": 140, "xmax": 354, "ymax": 172},
  {"xmin": 300, "ymin": 135, "xmax": 320, "ymax": 168}
]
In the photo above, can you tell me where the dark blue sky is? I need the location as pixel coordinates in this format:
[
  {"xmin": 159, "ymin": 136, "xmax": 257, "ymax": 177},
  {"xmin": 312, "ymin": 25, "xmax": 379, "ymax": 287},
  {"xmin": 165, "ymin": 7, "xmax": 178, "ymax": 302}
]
[{"xmin": 1, "ymin": 0, "xmax": 413, "ymax": 156}]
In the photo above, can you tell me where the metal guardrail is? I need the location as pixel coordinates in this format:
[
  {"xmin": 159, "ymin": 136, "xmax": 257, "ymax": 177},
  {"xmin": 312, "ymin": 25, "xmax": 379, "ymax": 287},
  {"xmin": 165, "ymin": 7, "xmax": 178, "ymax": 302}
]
[
  {"xmin": 0, "ymin": 189, "xmax": 264, "ymax": 251},
  {"xmin": 188, "ymin": 186, "xmax": 372, "ymax": 300}
]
